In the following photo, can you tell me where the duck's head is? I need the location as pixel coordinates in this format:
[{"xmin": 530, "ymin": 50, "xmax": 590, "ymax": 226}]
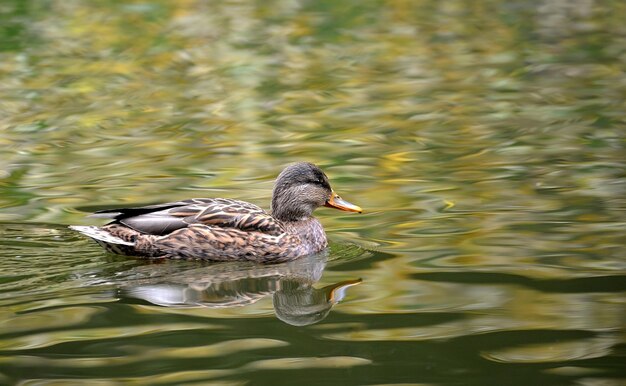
[{"xmin": 271, "ymin": 162, "xmax": 362, "ymax": 222}]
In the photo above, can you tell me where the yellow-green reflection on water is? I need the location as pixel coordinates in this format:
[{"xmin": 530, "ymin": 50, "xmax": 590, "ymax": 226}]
[{"xmin": 0, "ymin": 0, "xmax": 624, "ymax": 385}]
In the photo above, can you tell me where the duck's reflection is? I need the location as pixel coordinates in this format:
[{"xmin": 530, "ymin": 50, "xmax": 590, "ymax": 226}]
[{"xmin": 118, "ymin": 253, "xmax": 361, "ymax": 326}]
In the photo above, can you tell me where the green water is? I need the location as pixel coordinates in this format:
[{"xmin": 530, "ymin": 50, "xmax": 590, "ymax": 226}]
[{"xmin": 1, "ymin": 0, "xmax": 625, "ymax": 385}]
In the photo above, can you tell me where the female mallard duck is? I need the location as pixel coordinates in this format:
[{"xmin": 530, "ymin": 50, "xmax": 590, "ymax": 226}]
[{"xmin": 70, "ymin": 162, "xmax": 361, "ymax": 263}]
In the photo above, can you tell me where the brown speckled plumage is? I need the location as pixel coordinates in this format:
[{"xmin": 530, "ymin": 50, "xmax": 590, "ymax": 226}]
[{"xmin": 70, "ymin": 162, "xmax": 361, "ymax": 263}]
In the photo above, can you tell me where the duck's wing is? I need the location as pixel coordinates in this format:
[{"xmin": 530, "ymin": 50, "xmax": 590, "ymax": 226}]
[{"xmin": 93, "ymin": 198, "xmax": 284, "ymax": 236}]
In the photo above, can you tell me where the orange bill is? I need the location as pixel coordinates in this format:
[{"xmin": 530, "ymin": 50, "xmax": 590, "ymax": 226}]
[{"xmin": 324, "ymin": 190, "xmax": 362, "ymax": 213}]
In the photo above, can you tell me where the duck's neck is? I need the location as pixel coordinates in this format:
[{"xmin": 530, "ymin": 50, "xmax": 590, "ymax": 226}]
[
  {"xmin": 282, "ymin": 217, "xmax": 328, "ymax": 254},
  {"xmin": 271, "ymin": 202, "xmax": 315, "ymax": 222},
  {"xmin": 270, "ymin": 184, "xmax": 318, "ymax": 222}
]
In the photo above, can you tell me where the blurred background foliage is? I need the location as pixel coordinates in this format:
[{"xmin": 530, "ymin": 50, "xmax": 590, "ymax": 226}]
[{"xmin": 0, "ymin": 0, "xmax": 624, "ymax": 303}]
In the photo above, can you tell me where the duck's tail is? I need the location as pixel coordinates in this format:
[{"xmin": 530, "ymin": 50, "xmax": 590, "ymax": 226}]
[{"xmin": 70, "ymin": 225, "xmax": 137, "ymax": 255}]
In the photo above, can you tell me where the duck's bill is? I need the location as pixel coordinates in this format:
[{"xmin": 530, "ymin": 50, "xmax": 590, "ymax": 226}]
[{"xmin": 324, "ymin": 191, "xmax": 362, "ymax": 213}]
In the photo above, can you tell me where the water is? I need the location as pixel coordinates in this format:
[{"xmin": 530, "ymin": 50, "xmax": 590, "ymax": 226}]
[{"xmin": 1, "ymin": 0, "xmax": 625, "ymax": 385}]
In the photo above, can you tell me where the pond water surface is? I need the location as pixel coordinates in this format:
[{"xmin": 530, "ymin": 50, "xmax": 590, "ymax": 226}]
[{"xmin": 1, "ymin": 1, "xmax": 625, "ymax": 385}]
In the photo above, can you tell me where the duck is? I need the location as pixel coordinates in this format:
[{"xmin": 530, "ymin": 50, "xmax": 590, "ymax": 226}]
[{"xmin": 70, "ymin": 162, "xmax": 362, "ymax": 263}]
